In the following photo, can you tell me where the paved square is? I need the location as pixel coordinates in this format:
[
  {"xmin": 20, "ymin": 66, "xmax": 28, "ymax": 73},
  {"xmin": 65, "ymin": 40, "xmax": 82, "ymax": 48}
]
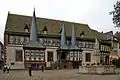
[{"xmin": 0, "ymin": 69, "xmax": 120, "ymax": 80}]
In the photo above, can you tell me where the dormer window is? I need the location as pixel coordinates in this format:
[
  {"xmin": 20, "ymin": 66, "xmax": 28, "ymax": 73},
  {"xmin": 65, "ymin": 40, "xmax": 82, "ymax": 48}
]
[
  {"xmin": 42, "ymin": 26, "xmax": 48, "ymax": 34},
  {"xmin": 114, "ymin": 37, "xmax": 118, "ymax": 41},
  {"xmin": 24, "ymin": 24, "xmax": 29, "ymax": 32},
  {"xmin": 80, "ymin": 31, "xmax": 85, "ymax": 37}
]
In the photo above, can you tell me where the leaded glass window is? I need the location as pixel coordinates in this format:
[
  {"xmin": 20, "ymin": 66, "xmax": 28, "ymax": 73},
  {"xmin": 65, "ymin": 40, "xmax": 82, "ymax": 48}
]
[
  {"xmin": 9, "ymin": 36, "xmax": 14, "ymax": 43},
  {"xmin": 39, "ymin": 38, "xmax": 43, "ymax": 44},
  {"xmin": 70, "ymin": 52, "xmax": 73, "ymax": 57},
  {"xmin": 82, "ymin": 41, "xmax": 85, "ymax": 48},
  {"xmin": 20, "ymin": 36, "xmax": 24, "ymax": 44},
  {"xmin": 24, "ymin": 37, "xmax": 29, "ymax": 43}
]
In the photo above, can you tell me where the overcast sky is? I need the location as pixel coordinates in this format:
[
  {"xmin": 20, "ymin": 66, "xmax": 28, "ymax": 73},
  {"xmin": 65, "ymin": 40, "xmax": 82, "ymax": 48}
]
[{"xmin": 0, "ymin": 0, "xmax": 119, "ymax": 43}]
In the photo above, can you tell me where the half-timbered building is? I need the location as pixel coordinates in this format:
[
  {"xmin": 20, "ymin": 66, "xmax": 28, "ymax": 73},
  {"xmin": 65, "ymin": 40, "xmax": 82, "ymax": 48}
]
[{"xmin": 4, "ymin": 10, "xmax": 112, "ymax": 69}]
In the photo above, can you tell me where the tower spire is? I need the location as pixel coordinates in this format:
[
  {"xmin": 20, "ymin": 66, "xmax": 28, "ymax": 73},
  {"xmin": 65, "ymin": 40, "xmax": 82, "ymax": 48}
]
[
  {"xmin": 71, "ymin": 24, "xmax": 76, "ymax": 45},
  {"xmin": 23, "ymin": 9, "xmax": 45, "ymax": 49},
  {"xmin": 30, "ymin": 8, "xmax": 37, "ymax": 41},
  {"xmin": 60, "ymin": 23, "xmax": 68, "ymax": 49},
  {"xmin": 69, "ymin": 24, "xmax": 79, "ymax": 49}
]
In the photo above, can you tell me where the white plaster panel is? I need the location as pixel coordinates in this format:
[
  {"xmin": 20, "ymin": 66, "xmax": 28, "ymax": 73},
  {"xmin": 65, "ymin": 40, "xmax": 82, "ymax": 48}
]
[
  {"xmin": 82, "ymin": 50, "xmax": 94, "ymax": 66},
  {"xmin": 6, "ymin": 46, "xmax": 24, "ymax": 69},
  {"xmin": 46, "ymin": 62, "xmax": 51, "ymax": 67}
]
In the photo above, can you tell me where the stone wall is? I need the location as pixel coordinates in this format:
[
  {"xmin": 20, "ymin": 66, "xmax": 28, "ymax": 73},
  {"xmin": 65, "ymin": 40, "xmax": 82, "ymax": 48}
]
[{"xmin": 79, "ymin": 65, "xmax": 116, "ymax": 74}]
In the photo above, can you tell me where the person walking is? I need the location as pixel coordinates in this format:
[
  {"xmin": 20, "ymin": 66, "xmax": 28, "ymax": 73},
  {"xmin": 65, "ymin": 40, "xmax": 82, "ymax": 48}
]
[
  {"xmin": 28, "ymin": 65, "xmax": 32, "ymax": 77},
  {"xmin": 3, "ymin": 64, "xmax": 7, "ymax": 73},
  {"xmin": 7, "ymin": 64, "xmax": 10, "ymax": 73},
  {"xmin": 41, "ymin": 65, "xmax": 44, "ymax": 72},
  {"xmin": 39, "ymin": 65, "xmax": 41, "ymax": 70}
]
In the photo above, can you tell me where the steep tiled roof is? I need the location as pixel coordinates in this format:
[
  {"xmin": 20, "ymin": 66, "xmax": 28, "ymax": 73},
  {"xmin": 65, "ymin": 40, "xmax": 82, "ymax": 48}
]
[
  {"xmin": 103, "ymin": 31, "xmax": 113, "ymax": 40},
  {"xmin": 5, "ymin": 13, "xmax": 104, "ymax": 40},
  {"xmin": 69, "ymin": 24, "xmax": 80, "ymax": 50},
  {"xmin": 114, "ymin": 31, "xmax": 120, "ymax": 42},
  {"xmin": 23, "ymin": 40, "xmax": 45, "ymax": 48}
]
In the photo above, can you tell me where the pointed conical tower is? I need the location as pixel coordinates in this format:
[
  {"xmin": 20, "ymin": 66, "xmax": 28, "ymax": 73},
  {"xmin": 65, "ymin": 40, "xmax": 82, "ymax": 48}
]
[
  {"xmin": 30, "ymin": 8, "xmax": 37, "ymax": 41},
  {"xmin": 23, "ymin": 9, "xmax": 46, "ymax": 69},
  {"xmin": 23, "ymin": 8, "xmax": 45, "ymax": 48},
  {"xmin": 60, "ymin": 23, "xmax": 68, "ymax": 50},
  {"xmin": 69, "ymin": 24, "xmax": 79, "ymax": 50}
]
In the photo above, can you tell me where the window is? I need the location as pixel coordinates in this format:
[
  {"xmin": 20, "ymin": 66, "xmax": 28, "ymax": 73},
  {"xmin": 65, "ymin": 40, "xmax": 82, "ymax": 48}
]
[
  {"xmin": 82, "ymin": 41, "xmax": 85, "ymax": 48},
  {"xmin": 85, "ymin": 53, "xmax": 91, "ymax": 62},
  {"xmin": 11, "ymin": 63, "xmax": 15, "ymax": 65},
  {"xmin": 102, "ymin": 45, "xmax": 103, "ymax": 51},
  {"xmin": 86, "ymin": 42, "xmax": 88, "ymax": 48},
  {"xmin": 40, "ymin": 51, "xmax": 44, "ymax": 61},
  {"xmin": 24, "ymin": 24, "xmax": 29, "ymax": 32},
  {"xmin": 43, "ymin": 39, "xmax": 47, "ymax": 45},
  {"xmin": 20, "ymin": 36, "xmax": 24, "ymax": 44},
  {"xmin": 36, "ymin": 50, "xmax": 40, "ymax": 61},
  {"xmin": 42, "ymin": 26, "xmax": 48, "ymax": 34},
  {"xmin": 40, "ymin": 51, "xmax": 44, "ymax": 57},
  {"xmin": 113, "ymin": 42, "xmax": 117, "ymax": 48},
  {"xmin": 39, "ymin": 38, "xmax": 43, "ymax": 44},
  {"xmin": 15, "ymin": 50, "xmax": 23, "ymax": 61},
  {"xmin": 56, "ymin": 40, "xmax": 60, "ymax": 46},
  {"xmin": 46, "ymin": 39, "xmax": 52, "ymax": 46},
  {"xmin": 25, "ymin": 50, "xmax": 30, "ymax": 61},
  {"xmin": 70, "ymin": 51, "xmax": 73, "ymax": 57},
  {"xmin": 79, "ymin": 52, "xmax": 82, "ymax": 59},
  {"xmin": 16, "ymin": 36, "xmax": 20, "ymax": 43},
  {"xmin": 25, "ymin": 50, "xmax": 30, "ymax": 56},
  {"xmin": 31, "ymin": 50, "xmax": 35, "ymax": 56},
  {"xmin": 24, "ymin": 37, "xmax": 29, "ymax": 43},
  {"xmin": 80, "ymin": 41, "xmax": 83, "ymax": 48},
  {"xmin": 100, "ymin": 45, "xmax": 102, "ymax": 51},
  {"xmin": 36, "ymin": 50, "xmax": 40, "ymax": 56},
  {"xmin": 75, "ymin": 52, "xmax": 78, "ymax": 58},
  {"xmin": 89, "ymin": 42, "xmax": 93, "ymax": 48},
  {"xmin": 102, "ymin": 45, "xmax": 104, "ymax": 51},
  {"xmin": 47, "ymin": 51, "xmax": 53, "ymax": 62},
  {"xmin": 9, "ymin": 36, "xmax": 14, "ymax": 43}
]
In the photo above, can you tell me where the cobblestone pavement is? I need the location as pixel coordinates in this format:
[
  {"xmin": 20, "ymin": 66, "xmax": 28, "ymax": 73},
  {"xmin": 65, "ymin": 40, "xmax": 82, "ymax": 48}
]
[{"xmin": 0, "ymin": 69, "xmax": 120, "ymax": 80}]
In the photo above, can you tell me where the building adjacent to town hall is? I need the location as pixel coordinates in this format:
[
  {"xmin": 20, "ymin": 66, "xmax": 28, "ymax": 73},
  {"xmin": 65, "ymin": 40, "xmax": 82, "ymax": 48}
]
[
  {"xmin": 0, "ymin": 41, "xmax": 4, "ymax": 68},
  {"xmin": 4, "ymin": 10, "xmax": 114, "ymax": 69}
]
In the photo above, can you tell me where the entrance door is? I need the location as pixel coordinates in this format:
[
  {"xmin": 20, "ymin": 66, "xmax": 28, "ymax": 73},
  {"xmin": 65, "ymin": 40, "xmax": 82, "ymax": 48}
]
[
  {"xmin": 61, "ymin": 51, "xmax": 67, "ymax": 59},
  {"xmin": 31, "ymin": 64, "xmax": 36, "ymax": 70},
  {"xmin": 47, "ymin": 51, "xmax": 53, "ymax": 62},
  {"xmin": 105, "ymin": 56, "xmax": 109, "ymax": 65},
  {"xmin": 61, "ymin": 53, "xmax": 66, "ymax": 59},
  {"xmin": 72, "ymin": 61, "xmax": 80, "ymax": 68}
]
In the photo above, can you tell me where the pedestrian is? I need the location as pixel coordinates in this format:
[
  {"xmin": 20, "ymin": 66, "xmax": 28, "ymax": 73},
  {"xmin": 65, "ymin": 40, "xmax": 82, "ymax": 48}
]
[
  {"xmin": 39, "ymin": 65, "xmax": 41, "ymax": 70},
  {"xmin": 28, "ymin": 65, "xmax": 32, "ymax": 77},
  {"xmin": 3, "ymin": 64, "xmax": 7, "ymax": 73},
  {"xmin": 7, "ymin": 64, "xmax": 10, "ymax": 73},
  {"xmin": 41, "ymin": 65, "xmax": 44, "ymax": 72}
]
